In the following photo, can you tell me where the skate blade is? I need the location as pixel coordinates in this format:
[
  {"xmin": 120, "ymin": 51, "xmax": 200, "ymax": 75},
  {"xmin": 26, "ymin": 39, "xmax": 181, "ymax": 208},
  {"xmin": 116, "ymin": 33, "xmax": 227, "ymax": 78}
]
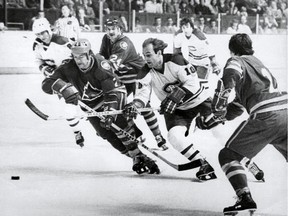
[{"xmin": 224, "ymin": 209, "xmax": 256, "ymax": 216}]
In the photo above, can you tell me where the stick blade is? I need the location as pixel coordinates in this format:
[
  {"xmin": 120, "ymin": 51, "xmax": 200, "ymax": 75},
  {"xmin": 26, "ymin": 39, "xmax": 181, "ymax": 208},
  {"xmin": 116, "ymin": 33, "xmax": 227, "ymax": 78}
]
[{"xmin": 25, "ymin": 98, "xmax": 49, "ymax": 121}]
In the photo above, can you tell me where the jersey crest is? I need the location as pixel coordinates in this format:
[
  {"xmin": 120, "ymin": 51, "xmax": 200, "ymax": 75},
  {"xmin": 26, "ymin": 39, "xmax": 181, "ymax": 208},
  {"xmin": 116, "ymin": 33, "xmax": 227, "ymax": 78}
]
[
  {"xmin": 100, "ymin": 60, "xmax": 111, "ymax": 70},
  {"xmin": 119, "ymin": 41, "xmax": 128, "ymax": 50},
  {"xmin": 82, "ymin": 82, "xmax": 103, "ymax": 101}
]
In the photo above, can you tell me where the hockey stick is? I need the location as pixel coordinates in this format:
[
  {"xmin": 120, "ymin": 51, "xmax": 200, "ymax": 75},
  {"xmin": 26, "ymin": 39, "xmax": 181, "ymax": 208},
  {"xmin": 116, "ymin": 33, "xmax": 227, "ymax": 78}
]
[
  {"xmin": 25, "ymin": 98, "xmax": 159, "ymax": 121},
  {"xmin": 78, "ymin": 101, "xmax": 201, "ymax": 171}
]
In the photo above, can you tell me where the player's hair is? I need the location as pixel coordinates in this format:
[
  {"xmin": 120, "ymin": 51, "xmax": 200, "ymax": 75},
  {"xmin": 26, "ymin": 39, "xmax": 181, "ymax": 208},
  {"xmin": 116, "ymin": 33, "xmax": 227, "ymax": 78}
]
[
  {"xmin": 180, "ymin": 17, "xmax": 194, "ymax": 29},
  {"xmin": 229, "ymin": 33, "xmax": 254, "ymax": 56},
  {"xmin": 142, "ymin": 38, "xmax": 168, "ymax": 54}
]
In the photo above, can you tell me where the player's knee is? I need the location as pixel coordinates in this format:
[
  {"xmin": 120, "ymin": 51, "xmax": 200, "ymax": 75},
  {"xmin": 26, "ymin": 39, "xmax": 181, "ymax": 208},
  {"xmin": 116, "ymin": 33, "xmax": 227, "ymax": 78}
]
[
  {"xmin": 168, "ymin": 126, "xmax": 189, "ymax": 152},
  {"xmin": 218, "ymin": 147, "xmax": 242, "ymax": 166}
]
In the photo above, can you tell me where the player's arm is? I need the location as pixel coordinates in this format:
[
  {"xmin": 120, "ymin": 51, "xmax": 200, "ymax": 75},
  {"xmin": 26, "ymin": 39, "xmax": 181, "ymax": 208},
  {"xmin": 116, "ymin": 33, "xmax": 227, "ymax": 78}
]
[{"xmin": 123, "ymin": 70, "xmax": 153, "ymax": 119}]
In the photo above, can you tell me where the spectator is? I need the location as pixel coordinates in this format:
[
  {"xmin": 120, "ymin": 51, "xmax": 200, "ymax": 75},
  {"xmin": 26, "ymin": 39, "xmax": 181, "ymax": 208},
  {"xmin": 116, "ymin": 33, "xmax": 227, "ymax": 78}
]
[
  {"xmin": 218, "ymin": 0, "xmax": 229, "ymax": 14},
  {"xmin": 237, "ymin": 15, "xmax": 252, "ymax": 34},
  {"xmin": 226, "ymin": 18, "xmax": 238, "ymax": 34},
  {"xmin": 77, "ymin": 7, "xmax": 92, "ymax": 31},
  {"xmin": 131, "ymin": 0, "xmax": 145, "ymax": 12},
  {"xmin": 163, "ymin": 0, "xmax": 173, "ymax": 13},
  {"xmin": 195, "ymin": 0, "xmax": 212, "ymax": 15},
  {"xmin": 145, "ymin": 0, "xmax": 162, "ymax": 13},
  {"xmin": 205, "ymin": 18, "xmax": 218, "ymax": 34},
  {"xmin": 54, "ymin": 4, "xmax": 81, "ymax": 40},
  {"xmin": 109, "ymin": 0, "xmax": 128, "ymax": 11},
  {"xmin": 227, "ymin": 0, "xmax": 239, "ymax": 15},
  {"xmin": 280, "ymin": 2, "xmax": 288, "ymax": 18},
  {"xmin": 197, "ymin": 15, "xmax": 209, "ymax": 32},
  {"xmin": 164, "ymin": 17, "xmax": 178, "ymax": 33},
  {"xmin": 208, "ymin": 0, "xmax": 219, "ymax": 15},
  {"xmin": 266, "ymin": 0, "xmax": 283, "ymax": 25},
  {"xmin": 170, "ymin": 0, "xmax": 180, "ymax": 13},
  {"xmin": 187, "ymin": 0, "xmax": 197, "ymax": 14},
  {"xmin": 29, "ymin": 10, "xmax": 45, "ymax": 30},
  {"xmin": 91, "ymin": 0, "xmax": 110, "ymax": 24},
  {"xmin": 26, "ymin": 0, "xmax": 39, "ymax": 8},
  {"xmin": 179, "ymin": 0, "xmax": 190, "ymax": 14},
  {"xmin": 239, "ymin": 5, "xmax": 248, "ymax": 17},
  {"xmin": 134, "ymin": 17, "xmax": 144, "ymax": 32},
  {"xmin": 119, "ymin": 14, "xmax": 128, "ymax": 32},
  {"xmin": 82, "ymin": 0, "xmax": 96, "ymax": 25},
  {"xmin": 151, "ymin": 17, "xmax": 165, "ymax": 33}
]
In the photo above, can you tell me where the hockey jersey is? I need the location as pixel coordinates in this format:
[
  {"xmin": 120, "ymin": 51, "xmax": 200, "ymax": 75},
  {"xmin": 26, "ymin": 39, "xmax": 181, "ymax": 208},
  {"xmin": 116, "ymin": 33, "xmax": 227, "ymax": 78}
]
[
  {"xmin": 54, "ymin": 15, "xmax": 80, "ymax": 40},
  {"xmin": 134, "ymin": 54, "xmax": 210, "ymax": 110},
  {"xmin": 223, "ymin": 55, "xmax": 287, "ymax": 115},
  {"xmin": 42, "ymin": 53, "xmax": 126, "ymax": 110},
  {"xmin": 174, "ymin": 29, "xmax": 212, "ymax": 67},
  {"xmin": 33, "ymin": 34, "xmax": 73, "ymax": 72},
  {"xmin": 99, "ymin": 34, "xmax": 145, "ymax": 84}
]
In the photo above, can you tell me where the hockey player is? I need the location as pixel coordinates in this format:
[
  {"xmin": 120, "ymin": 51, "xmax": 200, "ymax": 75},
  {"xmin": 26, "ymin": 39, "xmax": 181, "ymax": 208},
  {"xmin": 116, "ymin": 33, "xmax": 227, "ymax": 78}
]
[
  {"xmin": 198, "ymin": 33, "xmax": 287, "ymax": 215},
  {"xmin": 32, "ymin": 17, "xmax": 84, "ymax": 147},
  {"xmin": 99, "ymin": 18, "xmax": 167, "ymax": 150},
  {"xmin": 123, "ymin": 38, "xmax": 217, "ymax": 181},
  {"xmin": 174, "ymin": 17, "xmax": 220, "ymax": 93},
  {"xmin": 41, "ymin": 38, "xmax": 160, "ymax": 175}
]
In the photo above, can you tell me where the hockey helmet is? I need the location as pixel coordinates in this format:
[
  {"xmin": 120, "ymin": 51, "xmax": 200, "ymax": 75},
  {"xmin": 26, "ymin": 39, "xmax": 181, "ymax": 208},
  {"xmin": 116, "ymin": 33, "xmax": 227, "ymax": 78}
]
[
  {"xmin": 71, "ymin": 38, "xmax": 91, "ymax": 55},
  {"xmin": 32, "ymin": 18, "xmax": 51, "ymax": 35}
]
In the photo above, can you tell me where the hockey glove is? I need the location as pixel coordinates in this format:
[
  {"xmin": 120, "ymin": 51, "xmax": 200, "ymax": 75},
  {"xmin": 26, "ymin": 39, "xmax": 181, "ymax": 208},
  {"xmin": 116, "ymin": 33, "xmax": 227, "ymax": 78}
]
[
  {"xmin": 123, "ymin": 102, "xmax": 139, "ymax": 120},
  {"xmin": 196, "ymin": 114, "xmax": 226, "ymax": 130},
  {"xmin": 211, "ymin": 79, "xmax": 230, "ymax": 117},
  {"xmin": 100, "ymin": 115, "xmax": 115, "ymax": 130},
  {"xmin": 160, "ymin": 86, "xmax": 186, "ymax": 114},
  {"xmin": 209, "ymin": 55, "xmax": 221, "ymax": 76},
  {"xmin": 52, "ymin": 78, "xmax": 79, "ymax": 105}
]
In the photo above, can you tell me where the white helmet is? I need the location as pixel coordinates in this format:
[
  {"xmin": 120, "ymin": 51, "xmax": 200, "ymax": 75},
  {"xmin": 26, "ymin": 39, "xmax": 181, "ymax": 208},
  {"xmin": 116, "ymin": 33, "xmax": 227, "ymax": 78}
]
[{"xmin": 32, "ymin": 18, "xmax": 51, "ymax": 35}]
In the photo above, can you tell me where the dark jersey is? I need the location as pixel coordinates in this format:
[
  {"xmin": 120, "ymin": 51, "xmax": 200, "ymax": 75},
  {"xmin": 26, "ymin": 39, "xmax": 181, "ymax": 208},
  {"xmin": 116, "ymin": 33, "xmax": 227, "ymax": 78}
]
[
  {"xmin": 223, "ymin": 55, "xmax": 287, "ymax": 114},
  {"xmin": 99, "ymin": 34, "xmax": 145, "ymax": 84},
  {"xmin": 42, "ymin": 53, "xmax": 126, "ymax": 110}
]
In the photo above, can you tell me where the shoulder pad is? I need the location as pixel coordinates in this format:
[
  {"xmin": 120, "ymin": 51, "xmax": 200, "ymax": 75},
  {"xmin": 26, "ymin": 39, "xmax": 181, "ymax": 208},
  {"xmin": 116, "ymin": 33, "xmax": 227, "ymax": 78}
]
[
  {"xmin": 50, "ymin": 34, "xmax": 69, "ymax": 45},
  {"xmin": 137, "ymin": 65, "xmax": 150, "ymax": 79},
  {"xmin": 192, "ymin": 29, "xmax": 207, "ymax": 40}
]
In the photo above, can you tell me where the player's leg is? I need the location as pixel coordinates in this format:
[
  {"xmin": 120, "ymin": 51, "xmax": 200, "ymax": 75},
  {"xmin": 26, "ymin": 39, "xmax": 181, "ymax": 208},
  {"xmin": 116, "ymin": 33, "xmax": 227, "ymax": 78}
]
[
  {"xmin": 126, "ymin": 83, "xmax": 167, "ymax": 150},
  {"xmin": 164, "ymin": 110, "xmax": 216, "ymax": 180},
  {"xmin": 64, "ymin": 102, "xmax": 85, "ymax": 147}
]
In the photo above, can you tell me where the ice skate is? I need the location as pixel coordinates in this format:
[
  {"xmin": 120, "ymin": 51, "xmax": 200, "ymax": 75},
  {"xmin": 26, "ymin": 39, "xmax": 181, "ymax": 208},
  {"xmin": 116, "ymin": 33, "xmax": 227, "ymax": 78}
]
[
  {"xmin": 155, "ymin": 134, "xmax": 168, "ymax": 151},
  {"xmin": 132, "ymin": 153, "xmax": 160, "ymax": 175},
  {"xmin": 196, "ymin": 160, "xmax": 217, "ymax": 181},
  {"xmin": 223, "ymin": 192, "xmax": 257, "ymax": 216},
  {"xmin": 246, "ymin": 161, "xmax": 265, "ymax": 182},
  {"xmin": 75, "ymin": 131, "xmax": 84, "ymax": 147}
]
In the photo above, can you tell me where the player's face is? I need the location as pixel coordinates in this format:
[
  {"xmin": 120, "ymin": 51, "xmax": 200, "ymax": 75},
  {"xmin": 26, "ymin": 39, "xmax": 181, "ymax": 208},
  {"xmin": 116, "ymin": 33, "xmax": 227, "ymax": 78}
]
[
  {"xmin": 106, "ymin": 26, "xmax": 121, "ymax": 43},
  {"xmin": 181, "ymin": 23, "xmax": 193, "ymax": 37},
  {"xmin": 73, "ymin": 53, "xmax": 91, "ymax": 71},
  {"xmin": 142, "ymin": 44, "xmax": 162, "ymax": 69},
  {"xmin": 35, "ymin": 30, "xmax": 51, "ymax": 44}
]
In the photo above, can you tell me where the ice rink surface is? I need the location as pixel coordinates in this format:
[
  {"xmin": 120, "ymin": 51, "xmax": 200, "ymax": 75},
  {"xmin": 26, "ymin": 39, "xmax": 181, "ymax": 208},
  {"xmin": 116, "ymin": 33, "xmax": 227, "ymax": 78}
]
[{"xmin": 0, "ymin": 32, "xmax": 287, "ymax": 216}]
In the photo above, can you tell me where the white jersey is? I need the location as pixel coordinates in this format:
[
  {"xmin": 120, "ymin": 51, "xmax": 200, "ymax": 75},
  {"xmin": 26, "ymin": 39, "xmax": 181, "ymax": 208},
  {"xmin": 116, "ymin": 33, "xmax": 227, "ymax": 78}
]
[
  {"xmin": 54, "ymin": 15, "xmax": 80, "ymax": 40},
  {"xmin": 174, "ymin": 29, "xmax": 212, "ymax": 67},
  {"xmin": 33, "ymin": 34, "xmax": 73, "ymax": 70},
  {"xmin": 134, "ymin": 54, "xmax": 209, "ymax": 110}
]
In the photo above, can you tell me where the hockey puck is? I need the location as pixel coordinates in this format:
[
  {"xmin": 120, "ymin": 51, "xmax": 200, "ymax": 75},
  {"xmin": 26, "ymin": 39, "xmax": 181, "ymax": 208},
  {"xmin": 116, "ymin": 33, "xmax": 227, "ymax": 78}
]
[{"xmin": 11, "ymin": 176, "xmax": 20, "ymax": 180}]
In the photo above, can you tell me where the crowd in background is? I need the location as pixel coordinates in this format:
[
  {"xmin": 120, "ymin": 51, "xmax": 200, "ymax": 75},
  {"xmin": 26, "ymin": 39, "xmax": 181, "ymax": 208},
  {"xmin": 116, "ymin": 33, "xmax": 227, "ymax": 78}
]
[{"xmin": 1, "ymin": 0, "xmax": 287, "ymax": 34}]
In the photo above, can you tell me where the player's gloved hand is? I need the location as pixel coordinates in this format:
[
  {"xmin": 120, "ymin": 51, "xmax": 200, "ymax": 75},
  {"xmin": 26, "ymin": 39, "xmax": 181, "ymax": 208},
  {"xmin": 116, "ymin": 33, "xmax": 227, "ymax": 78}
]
[
  {"xmin": 160, "ymin": 86, "xmax": 186, "ymax": 114},
  {"xmin": 195, "ymin": 114, "xmax": 226, "ymax": 130},
  {"xmin": 211, "ymin": 79, "xmax": 230, "ymax": 117},
  {"xmin": 211, "ymin": 62, "xmax": 221, "ymax": 75},
  {"xmin": 100, "ymin": 115, "xmax": 115, "ymax": 130},
  {"xmin": 123, "ymin": 102, "xmax": 139, "ymax": 120},
  {"xmin": 41, "ymin": 65, "xmax": 56, "ymax": 77},
  {"xmin": 52, "ymin": 78, "xmax": 79, "ymax": 105}
]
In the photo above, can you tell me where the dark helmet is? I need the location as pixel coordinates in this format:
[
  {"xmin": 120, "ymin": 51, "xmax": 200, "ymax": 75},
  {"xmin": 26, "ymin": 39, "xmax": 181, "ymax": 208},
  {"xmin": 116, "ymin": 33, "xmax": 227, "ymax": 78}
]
[{"xmin": 105, "ymin": 18, "xmax": 124, "ymax": 30}]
